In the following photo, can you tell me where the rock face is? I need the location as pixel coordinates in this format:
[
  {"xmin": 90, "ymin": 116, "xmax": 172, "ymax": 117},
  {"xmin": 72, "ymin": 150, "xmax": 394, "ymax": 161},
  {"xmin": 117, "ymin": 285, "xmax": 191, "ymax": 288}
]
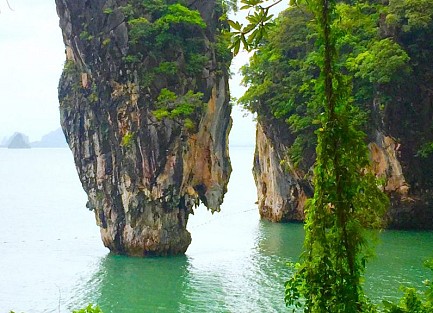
[
  {"xmin": 250, "ymin": 4, "xmax": 433, "ymax": 230},
  {"xmin": 255, "ymin": 109, "xmax": 433, "ymax": 229},
  {"xmin": 55, "ymin": 0, "xmax": 232, "ymax": 255},
  {"xmin": 254, "ymin": 121, "xmax": 311, "ymax": 222},
  {"xmin": 254, "ymin": 81, "xmax": 433, "ymax": 230}
]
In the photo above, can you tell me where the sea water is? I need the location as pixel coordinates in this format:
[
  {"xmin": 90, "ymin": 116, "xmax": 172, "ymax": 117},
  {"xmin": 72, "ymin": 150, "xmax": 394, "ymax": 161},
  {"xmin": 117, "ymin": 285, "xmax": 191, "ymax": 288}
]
[{"xmin": 0, "ymin": 147, "xmax": 432, "ymax": 313}]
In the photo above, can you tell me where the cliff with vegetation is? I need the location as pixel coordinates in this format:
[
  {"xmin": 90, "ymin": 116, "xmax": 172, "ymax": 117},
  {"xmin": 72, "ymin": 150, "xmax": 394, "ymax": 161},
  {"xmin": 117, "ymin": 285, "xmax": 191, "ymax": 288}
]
[
  {"xmin": 55, "ymin": 0, "xmax": 232, "ymax": 255},
  {"xmin": 241, "ymin": 1, "xmax": 433, "ymax": 229}
]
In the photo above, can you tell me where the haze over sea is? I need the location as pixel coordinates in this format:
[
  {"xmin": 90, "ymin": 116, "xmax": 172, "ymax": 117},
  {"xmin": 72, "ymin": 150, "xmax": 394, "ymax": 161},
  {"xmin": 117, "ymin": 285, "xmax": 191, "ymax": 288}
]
[{"xmin": 0, "ymin": 145, "xmax": 432, "ymax": 313}]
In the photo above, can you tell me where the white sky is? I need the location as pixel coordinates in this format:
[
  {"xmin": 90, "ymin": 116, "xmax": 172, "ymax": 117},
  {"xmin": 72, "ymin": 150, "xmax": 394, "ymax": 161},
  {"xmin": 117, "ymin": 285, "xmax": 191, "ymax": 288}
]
[
  {"xmin": 0, "ymin": 0, "xmax": 265, "ymax": 146},
  {"xmin": 0, "ymin": 0, "xmax": 65, "ymax": 142}
]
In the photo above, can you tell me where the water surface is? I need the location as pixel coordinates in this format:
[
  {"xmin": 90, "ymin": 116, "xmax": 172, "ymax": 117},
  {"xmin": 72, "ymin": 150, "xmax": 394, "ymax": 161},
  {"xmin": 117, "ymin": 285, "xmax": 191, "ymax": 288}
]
[{"xmin": 0, "ymin": 147, "xmax": 432, "ymax": 312}]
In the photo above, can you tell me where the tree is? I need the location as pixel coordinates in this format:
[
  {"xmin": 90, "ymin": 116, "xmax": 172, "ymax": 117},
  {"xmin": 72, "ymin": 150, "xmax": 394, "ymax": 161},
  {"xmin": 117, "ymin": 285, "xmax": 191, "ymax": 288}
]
[{"xmin": 230, "ymin": 0, "xmax": 388, "ymax": 311}]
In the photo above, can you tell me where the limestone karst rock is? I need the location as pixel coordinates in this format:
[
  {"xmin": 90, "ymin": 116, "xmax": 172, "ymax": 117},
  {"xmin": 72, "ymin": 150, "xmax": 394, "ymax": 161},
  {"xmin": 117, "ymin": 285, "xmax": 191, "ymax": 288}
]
[
  {"xmin": 254, "ymin": 97, "xmax": 433, "ymax": 229},
  {"xmin": 56, "ymin": 0, "xmax": 232, "ymax": 255},
  {"xmin": 248, "ymin": 6, "xmax": 433, "ymax": 229}
]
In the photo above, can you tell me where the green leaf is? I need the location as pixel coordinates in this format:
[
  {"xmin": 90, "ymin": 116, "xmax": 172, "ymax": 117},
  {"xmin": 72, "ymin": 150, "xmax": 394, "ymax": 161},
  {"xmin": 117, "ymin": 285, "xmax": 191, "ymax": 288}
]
[
  {"xmin": 233, "ymin": 36, "xmax": 241, "ymax": 56},
  {"xmin": 228, "ymin": 19, "xmax": 242, "ymax": 30}
]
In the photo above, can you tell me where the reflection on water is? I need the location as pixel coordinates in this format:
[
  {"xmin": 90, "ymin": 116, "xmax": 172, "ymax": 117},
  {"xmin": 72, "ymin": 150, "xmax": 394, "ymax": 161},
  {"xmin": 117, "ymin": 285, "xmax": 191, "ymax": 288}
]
[
  {"xmin": 73, "ymin": 222, "xmax": 304, "ymax": 313},
  {"xmin": 70, "ymin": 222, "xmax": 433, "ymax": 313},
  {"xmin": 1, "ymin": 147, "xmax": 432, "ymax": 313},
  {"xmin": 80, "ymin": 255, "xmax": 192, "ymax": 312}
]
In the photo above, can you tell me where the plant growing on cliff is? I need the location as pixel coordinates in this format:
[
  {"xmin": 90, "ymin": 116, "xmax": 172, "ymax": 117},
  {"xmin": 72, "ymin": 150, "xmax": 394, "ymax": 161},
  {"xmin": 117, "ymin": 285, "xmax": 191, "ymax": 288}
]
[
  {"xmin": 117, "ymin": 0, "xmax": 227, "ymax": 133},
  {"xmin": 231, "ymin": 0, "xmax": 388, "ymax": 311},
  {"xmin": 121, "ymin": 131, "xmax": 135, "ymax": 147},
  {"xmin": 121, "ymin": 0, "xmax": 209, "ymax": 87},
  {"xmin": 238, "ymin": 0, "xmax": 415, "ymax": 169},
  {"xmin": 152, "ymin": 88, "xmax": 204, "ymax": 130}
]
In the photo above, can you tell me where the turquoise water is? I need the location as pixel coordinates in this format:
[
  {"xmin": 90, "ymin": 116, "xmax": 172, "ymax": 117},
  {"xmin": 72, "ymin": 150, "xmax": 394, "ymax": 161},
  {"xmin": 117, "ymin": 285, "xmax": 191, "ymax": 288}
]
[{"xmin": 0, "ymin": 147, "xmax": 432, "ymax": 313}]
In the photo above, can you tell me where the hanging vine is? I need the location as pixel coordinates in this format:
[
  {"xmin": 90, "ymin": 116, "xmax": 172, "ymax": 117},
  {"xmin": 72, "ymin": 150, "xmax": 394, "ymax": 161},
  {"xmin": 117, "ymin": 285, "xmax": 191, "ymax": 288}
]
[{"xmin": 230, "ymin": 0, "xmax": 388, "ymax": 311}]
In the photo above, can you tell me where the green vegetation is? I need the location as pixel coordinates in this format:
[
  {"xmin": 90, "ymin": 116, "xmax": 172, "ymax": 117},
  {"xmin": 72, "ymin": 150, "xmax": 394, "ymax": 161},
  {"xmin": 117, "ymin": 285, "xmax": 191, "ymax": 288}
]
[
  {"xmin": 114, "ymin": 0, "xmax": 231, "ymax": 129},
  {"xmin": 121, "ymin": 131, "xmax": 135, "ymax": 147},
  {"xmin": 121, "ymin": 0, "xmax": 209, "ymax": 85},
  {"xmin": 79, "ymin": 30, "xmax": 94, "ymax": 41},
  {"xmin": 281, "ymin": 0, "xmax": 388, "ymax": 310},
  {"xmin": 102, "ymin": 38, "xmax": 111, "ymax": 46},
  {"xmin": 383, "ymin": 259, "xmax": 433, "ymax": 312},
  {"xmin": 103, "ymin": 8, "xmax": 113, "ymax": 15},
  {"xmin": 231, "ymin": 0, "xmax": 433, "ymax": 310},
  {"xmin": 238, "ymin": 0, "xmax": 425, "ymax": 167},
  {"xmin": 152, "ymin": 88, "xmax": 204, "ymax": 130},
  {"xmin": 229, "ymin": 0, "xmax": 433, "ymax": 311},
  {"xmin": 417, "ymin": 142, "xmax": 433, "ymax": 158},
  {"xmin": 72, "ymin": 304, "xmax": 103, "ymax": 313},
  {"xmin": 63, "ymin": 60, "xmax": 78, "ymax": 76}
]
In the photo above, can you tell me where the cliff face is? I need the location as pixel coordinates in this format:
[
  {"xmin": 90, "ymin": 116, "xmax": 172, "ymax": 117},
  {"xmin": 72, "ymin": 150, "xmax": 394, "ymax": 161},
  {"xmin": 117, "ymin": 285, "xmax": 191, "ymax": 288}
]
[
  {"xmin": 253, "ymin": 71, "xmax": 433, "ymax": 230},
  {"xmin": 255, "ymin": 112, "xmax": 433, "ymax": 229},
  {"xmin": 254, "ymin": 121, "xmax": 311, "ymax": 222},
  {"xmin": 248, "ymin": 4, "xmax": 433, "ymax": 230},
  {"xmin": 56, "ymin": 0, "xmax": 232, "ymax": 255}
]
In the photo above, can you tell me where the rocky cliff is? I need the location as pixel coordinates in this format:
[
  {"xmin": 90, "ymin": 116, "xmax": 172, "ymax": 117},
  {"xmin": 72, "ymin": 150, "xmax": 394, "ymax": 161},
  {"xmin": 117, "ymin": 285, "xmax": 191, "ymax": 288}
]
[
  {"xmin": 56, "ymin": 0, "xmax": 232, "ymax": 255},
  {"xmin": 247, "ymin": 5, "xmax": 433, "ymax": 229},
  {"xmin": 254, "ymin": 102, "xmax": 433, "ymax": 229},
  {"xmin": 254, "ymin": 119, "xmax": 311, "ymax": 222}
]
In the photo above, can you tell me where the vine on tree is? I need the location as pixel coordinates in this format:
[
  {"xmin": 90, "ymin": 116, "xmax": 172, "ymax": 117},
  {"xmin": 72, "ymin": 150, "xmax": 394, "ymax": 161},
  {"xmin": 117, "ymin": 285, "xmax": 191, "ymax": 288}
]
[{"xmin": 230, "ymin": 0, "xmax": 388, "ymax": 311}]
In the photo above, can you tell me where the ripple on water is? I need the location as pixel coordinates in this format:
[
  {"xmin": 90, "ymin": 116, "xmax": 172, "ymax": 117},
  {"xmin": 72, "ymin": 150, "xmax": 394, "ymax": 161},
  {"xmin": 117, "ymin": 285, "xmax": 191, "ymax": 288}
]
[{"xmin": 1, "ymin": 148, "xmax": 433, "ymax": 313}]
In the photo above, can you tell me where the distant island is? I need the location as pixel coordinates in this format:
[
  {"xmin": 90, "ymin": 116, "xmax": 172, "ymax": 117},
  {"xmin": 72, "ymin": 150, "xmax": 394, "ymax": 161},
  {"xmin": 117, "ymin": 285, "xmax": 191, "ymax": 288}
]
[
  {"xmin": 0, "ymin": 128, "xmax": 68, "ymax": 148},
  {"xmin": 6, "ymin": 132, "xmax": 31, "ymax": 149},
  {"xmin": 30, "ymin": 128, "xmax": 68, "ymax": 148}
]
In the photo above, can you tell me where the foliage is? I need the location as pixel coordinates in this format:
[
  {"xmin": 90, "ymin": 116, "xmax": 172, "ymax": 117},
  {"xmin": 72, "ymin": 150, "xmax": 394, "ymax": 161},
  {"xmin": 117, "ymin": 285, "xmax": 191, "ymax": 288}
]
[
  {"xmin": 239, "ymin": 7, "xmax": 318, "ymax": 168},
  {"xmin": 284, "ymin": 0, "xmax": 388, "ymax": 310},
  {"xmin": 231, "ymin": 0, "xmax": 389, "ymax": 311},
  {"xmin": 185, "ymin": 53, "xmax": 209, "ymax": 75},
  {"xmin": 386, "ymin": 0, "xmax": 433, "ymax": 69},
  {"xmin": 155, "ymin": 61, "xmax": 179, "ymax": 75},
  {"xmin": 219, "ymin": 0, "xmax": 238, "ymax": 14},
  {"xmin": 120, "ymin": 0, "xmax": 210, "ymax": 93},
  {"xmin": 386, "ymin": 0, "xmax": 433, "ymax": 32},
  {"xmin": 79, "ymin": 30, "xmax": 94, "ymax": 41},
  {"xmin": 228, "ymin": 0, "xmax": 281, "ymax": 55},
  {"xmin": 103, "ymin": 8, "xmax": 113, "ymax": 15},
  {"xmin": 417, "ymin": 142, "xmax": 433, "ymax": 158},
  {"xmin": 214, "ymin": 32, "xmax": 235, "ymax": 70},
  {"xmin": 72, "ymin": 304, "xmax": 103, "ymax": 313},
  {"xmin": 121, "ymin": 131, "xmax": 135, "ymax": 147},
  {"xmin": 122, "ymin": 54, "xmax": 140, "ymax": 64},
  {"xmin": 117, "ymin": 0, "xmax": 231, "ymax": 131},
  {"xmin": 102, "ymin": 38, "xmax": 111, "ymax": 46},
  {"xmin": 152, "ymin": 88, "xmax": 204, "ymax": 130},
  {"xmin": 383, "ymin": 259, "xmax": 433, "ymax": 312},
  {"xmin": 63, "ymin": 60, "xmax": 78, "ymax": 76},
  {"xmin": 346, "ymin": 39, "xmax": 410, "ymax": 84},
  {"xmin": 231, "ymin": 0, "xmax": 433, "ymax": 308},
  {"xmin": 238, "ymin": 0, "xmax": 416, "ymax": 167},
  {"xmin": 155, "ymin": 3, "xmax": 206, "ymax": 30}
]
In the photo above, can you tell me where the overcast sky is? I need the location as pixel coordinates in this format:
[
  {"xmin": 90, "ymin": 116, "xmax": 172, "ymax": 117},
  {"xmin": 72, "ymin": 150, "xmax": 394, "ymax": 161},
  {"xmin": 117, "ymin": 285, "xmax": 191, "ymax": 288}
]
[
  {"xmin": 0, "ymin": 0, "xmax": 64, "ymax": 142},
  {"xmin": 0, "ymin": 0, "xmax": 267, "ymax": 145}
]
